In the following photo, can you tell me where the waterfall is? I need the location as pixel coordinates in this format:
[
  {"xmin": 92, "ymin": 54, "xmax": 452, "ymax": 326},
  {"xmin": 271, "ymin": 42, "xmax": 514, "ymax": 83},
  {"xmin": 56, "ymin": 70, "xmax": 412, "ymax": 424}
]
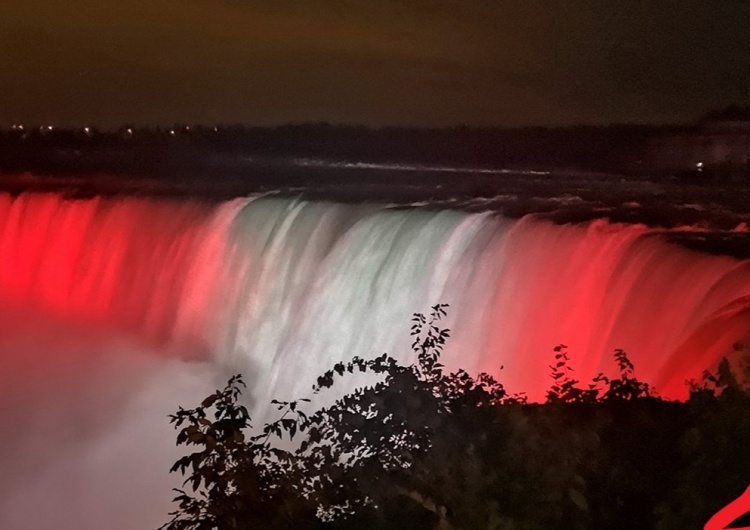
[
  {"xmin": 2, "ymin": 192, "xmax": 747, "ymax": 397},
  {"xmin": 1, "ymin": 191, "xmax": 749, "ymax": 528}
]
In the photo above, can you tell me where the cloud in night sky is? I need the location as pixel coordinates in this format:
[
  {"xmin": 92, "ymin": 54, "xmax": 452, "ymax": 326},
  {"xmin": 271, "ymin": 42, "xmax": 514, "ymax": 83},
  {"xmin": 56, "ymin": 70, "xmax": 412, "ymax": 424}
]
[{"xmin": 1, "ymin": 0, "xmax": 749, "ymax": 127}]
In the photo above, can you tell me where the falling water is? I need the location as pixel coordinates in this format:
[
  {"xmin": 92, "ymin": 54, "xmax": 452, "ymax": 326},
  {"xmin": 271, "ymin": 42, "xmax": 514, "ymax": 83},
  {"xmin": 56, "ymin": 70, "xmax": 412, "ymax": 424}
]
[{"xmin": 1, "ymin": 192, "xmax": 750, "ymax": 528}]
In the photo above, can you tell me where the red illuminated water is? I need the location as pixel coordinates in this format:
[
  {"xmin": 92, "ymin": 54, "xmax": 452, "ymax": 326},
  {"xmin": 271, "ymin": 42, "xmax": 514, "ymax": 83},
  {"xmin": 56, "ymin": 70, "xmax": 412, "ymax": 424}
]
[
  {"xmin": 1, "ymin": 191, "xmax": 750, "ymax": 528},
  {"xmin": 1, "ymin": 193, "xmax": 749, "ymax": 398}
]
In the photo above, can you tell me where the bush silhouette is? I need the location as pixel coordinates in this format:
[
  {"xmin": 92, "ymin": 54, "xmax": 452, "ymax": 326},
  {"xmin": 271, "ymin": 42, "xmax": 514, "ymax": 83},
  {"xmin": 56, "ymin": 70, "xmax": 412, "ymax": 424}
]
[{"xmin": 162, "ymin": 306, "xmax": 750, "ymax": 530}]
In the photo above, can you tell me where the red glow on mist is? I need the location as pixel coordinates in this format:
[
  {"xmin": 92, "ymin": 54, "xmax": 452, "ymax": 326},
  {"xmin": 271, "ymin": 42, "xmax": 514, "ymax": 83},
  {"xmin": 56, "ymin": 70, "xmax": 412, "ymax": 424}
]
[{"xmin": 0, "ymin": 194, "xmax": 219, "ymax": 349}]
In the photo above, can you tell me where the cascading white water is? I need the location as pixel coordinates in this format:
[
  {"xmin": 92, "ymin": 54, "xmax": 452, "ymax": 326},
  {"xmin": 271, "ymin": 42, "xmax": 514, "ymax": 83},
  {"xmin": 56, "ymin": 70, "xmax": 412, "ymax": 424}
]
[
  {"xmin": 210, "ymin": 197, "xmax": 750, "ymax": 403},
  {"xmin": 1, "ymin": 191, "xmax": 750, "ymax": 529}
]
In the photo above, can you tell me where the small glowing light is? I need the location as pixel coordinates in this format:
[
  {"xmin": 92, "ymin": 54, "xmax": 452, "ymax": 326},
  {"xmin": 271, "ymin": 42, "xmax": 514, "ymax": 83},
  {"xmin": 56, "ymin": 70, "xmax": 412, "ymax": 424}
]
[
  {"xmin": 213, "ymin": 126, "xmax": 219, "ymax": 132},
  {"xmin": 169, "ymin": 129, "xmax": 176, "ymax": 136},
  {"xmin": 83, "ymin": 127, "xmax": 91, "ymax": 134},
  {"xmin": 47, "ymin": 125, "xmax": 54, "ymax": 131},
  {"xmin": 126, "ymin": 128, "xmax": 133, "ymax": 135},
  {"xmin": 696, "ymin": 162, "xmax": 704, "ymax": 170}
]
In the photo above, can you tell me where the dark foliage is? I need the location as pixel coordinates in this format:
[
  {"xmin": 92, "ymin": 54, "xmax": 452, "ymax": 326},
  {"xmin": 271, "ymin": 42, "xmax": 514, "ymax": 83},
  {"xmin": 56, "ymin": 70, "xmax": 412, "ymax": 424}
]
[
  {"xmin": 159, "ymin": 376, "xmax": 319, "ymax": 529},
  {"xmin": 162, "ymin": 306, "xmax": 750, "ymax": 529}
]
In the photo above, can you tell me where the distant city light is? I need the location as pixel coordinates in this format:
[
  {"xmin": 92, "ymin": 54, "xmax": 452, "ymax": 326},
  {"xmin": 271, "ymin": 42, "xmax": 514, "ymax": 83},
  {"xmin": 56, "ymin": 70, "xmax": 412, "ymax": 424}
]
[{"xmin": 696, "ymin": 161, "xmax": 704, "ymax": 171}]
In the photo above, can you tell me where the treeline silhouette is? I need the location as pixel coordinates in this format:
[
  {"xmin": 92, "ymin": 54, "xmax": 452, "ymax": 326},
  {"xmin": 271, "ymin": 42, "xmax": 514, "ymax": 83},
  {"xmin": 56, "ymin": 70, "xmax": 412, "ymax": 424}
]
[{"xmin": 0, "ymin": 123, "xmax": 668, "ymax": 179}]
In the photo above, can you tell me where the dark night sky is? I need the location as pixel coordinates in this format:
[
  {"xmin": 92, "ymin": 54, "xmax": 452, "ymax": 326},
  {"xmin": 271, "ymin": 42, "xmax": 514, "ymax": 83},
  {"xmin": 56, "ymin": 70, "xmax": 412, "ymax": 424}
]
[{"xmin": 2, "ymin": 0, "xmax": 749, "ymax": 128}]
